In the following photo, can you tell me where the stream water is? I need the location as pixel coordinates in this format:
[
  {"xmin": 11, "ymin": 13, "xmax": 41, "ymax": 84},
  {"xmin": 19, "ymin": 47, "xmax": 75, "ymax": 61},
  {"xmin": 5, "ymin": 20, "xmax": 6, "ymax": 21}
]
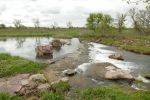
[
  {"xmin": 0, "ymin": 37, "xmax": 149, "ymax": 90},
  {"xmin": 0, "ymin": 37, "xmax": 80, "ymax": 61}
]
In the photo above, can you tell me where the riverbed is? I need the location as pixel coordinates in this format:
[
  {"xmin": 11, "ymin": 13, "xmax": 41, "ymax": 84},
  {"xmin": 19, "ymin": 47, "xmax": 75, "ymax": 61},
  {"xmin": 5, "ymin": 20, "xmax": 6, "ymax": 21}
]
[{"xmin": 0, "ymin": 37, "xmax": 149, "ymax": 90}]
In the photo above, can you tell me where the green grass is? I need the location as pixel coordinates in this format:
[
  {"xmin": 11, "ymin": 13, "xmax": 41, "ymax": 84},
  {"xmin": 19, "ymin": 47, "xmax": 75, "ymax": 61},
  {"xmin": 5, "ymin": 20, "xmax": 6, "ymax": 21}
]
[
  {"xmin": 40, "ymin": 92, "xmax": 65, "ymax": 100},
  {"xmin": 51, "ymin": 81, "xmax": 71, "ymax": 94},
  {"xmin": 0, "ymin": 92, "xmax": 22, "ymax": 100},
  {"xmin": 0, "ymin": 53, "xmax": 43, "ymax": 78},
  {"xmin": 39, "ymin": 81, "xmax": 70, "ymax": 100},
  {"xmin": 76, "ymin": 85, "xmax": 150, "ymax": 100}
]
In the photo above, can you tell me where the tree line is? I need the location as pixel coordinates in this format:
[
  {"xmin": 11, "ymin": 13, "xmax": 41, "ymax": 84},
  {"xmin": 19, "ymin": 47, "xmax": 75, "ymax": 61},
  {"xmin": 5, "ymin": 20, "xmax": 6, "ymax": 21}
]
[
  {"xmin": 86, "ymin": 7, "xmax": 150, "ymax": 34},
  {"xmin": 0, "ymin": 19, "xmax": 73, "ymax": 29}
]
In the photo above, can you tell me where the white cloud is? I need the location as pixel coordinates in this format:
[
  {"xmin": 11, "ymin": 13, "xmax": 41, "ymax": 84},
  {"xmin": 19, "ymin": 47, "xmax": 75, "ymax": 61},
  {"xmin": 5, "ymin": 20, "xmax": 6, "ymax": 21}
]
[{"xmin": 0, "ymin": 0, "xmax": 146, "ymax": 27}]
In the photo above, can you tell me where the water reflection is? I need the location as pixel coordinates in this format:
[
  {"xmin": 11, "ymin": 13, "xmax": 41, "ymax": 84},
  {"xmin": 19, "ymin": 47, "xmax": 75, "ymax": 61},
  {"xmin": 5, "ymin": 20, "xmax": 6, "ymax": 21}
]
[{"xmin": 0, "ymin": 37, "xmax": 80, "ymax": 61}]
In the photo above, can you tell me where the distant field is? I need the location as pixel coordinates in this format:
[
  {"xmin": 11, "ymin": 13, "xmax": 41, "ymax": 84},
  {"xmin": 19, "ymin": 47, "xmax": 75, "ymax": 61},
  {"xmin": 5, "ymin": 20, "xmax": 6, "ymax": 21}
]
[{"xmin": 0, "ymin": 28, "xmax": 149, "ymax": 54}]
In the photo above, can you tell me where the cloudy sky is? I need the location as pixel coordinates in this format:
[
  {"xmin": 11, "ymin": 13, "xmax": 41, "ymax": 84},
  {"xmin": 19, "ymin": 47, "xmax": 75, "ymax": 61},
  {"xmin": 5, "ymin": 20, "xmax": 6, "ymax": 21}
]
[{"xmin": 0, "ymin": 0, "xmax": 146, "ymax": 27}]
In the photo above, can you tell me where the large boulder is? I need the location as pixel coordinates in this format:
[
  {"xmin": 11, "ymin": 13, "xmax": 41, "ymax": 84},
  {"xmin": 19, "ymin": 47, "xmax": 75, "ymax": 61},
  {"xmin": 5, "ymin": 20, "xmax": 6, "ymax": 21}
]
[
  {"xmin": 84, "ymin": 63, "xmax": 134, "ymax": 81},
  {"xmin": 109, "ymin": 53, "xmax": 124, "ymax": 60},
  {"xmin": 105, "ymin": 66, "xmax": 133, "ymax": 80},
  {"xmin": 51, "ymin": 39, "xmax": 63, "ymax": 50},
  {"xmin": 35, "ymin": 45, "xmax": 53, "ymax": 59}
]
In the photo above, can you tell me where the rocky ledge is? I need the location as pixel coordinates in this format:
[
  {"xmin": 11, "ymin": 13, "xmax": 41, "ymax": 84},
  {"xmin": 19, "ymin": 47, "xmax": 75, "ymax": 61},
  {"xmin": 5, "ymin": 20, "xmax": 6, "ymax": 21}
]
[{"xmin": 0, "ymin": 73, "xmax": 68, "ymax": 96}]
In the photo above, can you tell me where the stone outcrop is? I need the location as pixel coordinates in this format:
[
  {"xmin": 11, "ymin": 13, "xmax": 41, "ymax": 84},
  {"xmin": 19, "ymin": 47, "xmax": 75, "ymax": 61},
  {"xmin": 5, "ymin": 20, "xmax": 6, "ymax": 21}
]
[
  {"xmin": 35, "ymin": 45, "xmax": 53, "ymax": 59},
  {"xmin": 0, "ymin": 73, "xmax": 50, "ymax": 96},
  {"xmin": 109, "ymin": 53, "xmax": 124, "ymax": 60}
]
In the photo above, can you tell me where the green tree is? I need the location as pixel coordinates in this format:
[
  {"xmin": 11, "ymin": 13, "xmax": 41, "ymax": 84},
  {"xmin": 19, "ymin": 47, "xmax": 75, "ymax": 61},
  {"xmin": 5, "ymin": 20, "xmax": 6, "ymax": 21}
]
[
  {"xmin": 86, "ymin": 13, "xmax": 103, "ymax": 31},
  {"xmin": 67, "ymin": 21, "xmax": 73, "ymax": 28},
  {"xmin": 13, "ymin": 19, "xmax": 23, "ymax": 28},
  {"xmin": 116, "ymin": 13, "xmax": 126, "ymax": 33},
  {"xmin": 129, "ymin": 8, "xmax": 150, "ymax": 34},
  {"xmin": 33, "ymin": 18, "xmax": 40, "ymax": 29},
  {"xmin": 101, "ymin": 14, "xmax": 113, "ymax": 32},
  {"xmin": 86, "ymin": 13, "xmax": 112, "ymax": 32},
  {"xmin": 0, "ymin": 24, "xmax": 6, "ymax": 29},
  {"xmin": 124, "ymin": 0, "xmax": 150, "ymax": 8}
]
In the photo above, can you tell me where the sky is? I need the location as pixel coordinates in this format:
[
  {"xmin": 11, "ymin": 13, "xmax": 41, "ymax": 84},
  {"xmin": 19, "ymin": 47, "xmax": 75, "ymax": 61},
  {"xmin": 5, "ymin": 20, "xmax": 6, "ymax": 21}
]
[{"xmin": 0, "ymin": 0, "xmax": 146, "ymax": 27}]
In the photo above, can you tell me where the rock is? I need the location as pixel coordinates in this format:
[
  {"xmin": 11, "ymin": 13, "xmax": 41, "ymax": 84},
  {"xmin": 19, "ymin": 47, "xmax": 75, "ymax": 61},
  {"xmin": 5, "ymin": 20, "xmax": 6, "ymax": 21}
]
[
  {"xmin": 21, "ymin": 79, "xmax": 37, "ymax": 89},
  {"xmin": 51, "ymin": 77, "xmax": 69, "ymax": 85},
  {"xmin": 51, "ymin": 39, "xmax": 62, "ymax": 50},
  {"xmin": 105, "ymin": 66, "xmax": 134, "ymax": 80},
  {"xmin": 18, "ymin": 87, "xmax": 37, "ymax": 96},
  {"xmin": 35, "ymin": 45, "xmax": 53, "ymax": 59},
  {"xmin": 37, "ymin": 83, "xmax": 50, "ymax": 92},
  {"xmin": 8, "ymin": 84, "xmax": 22, "ymax": 93},
  {"xmin": 29, "ymin": 74, "xmax": 47, "ymax": 83},
  {"xmin": 84, "ymin": 63, "xmax": 134, "ymax": 81},
  {"xmin": 21, "ymin": 79, "xmax": 29, "ymax": 86},
  {"xmin": 109, "ymin": 53, "xmax": 124, "ymax": 60},
  {"xmin": 60, "ymin": 77, "xmax": 69, "ymax": 82},
  {"xmin": 51, "ymin": 81, "xmax": 60, "ymax": 85},
  {"xmin": 144, "ymin": 75, "xmax": 150, "ymax": 80},
  {"xmin": 63, "ymin": 69, "xmax": 77, "ymax": 76}
]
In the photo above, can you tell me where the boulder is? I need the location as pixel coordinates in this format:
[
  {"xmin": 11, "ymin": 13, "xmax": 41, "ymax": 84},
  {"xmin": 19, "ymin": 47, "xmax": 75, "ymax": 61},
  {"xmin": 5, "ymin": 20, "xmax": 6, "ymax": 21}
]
[
  {"xmin": 60, "ymin": 77, "xmax": 69, "ymax": 82},
  {"xmin": 63, "ymin": 69, "xmax": 77, "ymax": 76},
  {"xmin": 21, "ymin": 79, "xmax": 37, "ymax": 89},
  {"xmin": 35, "ymin": 45, "xmax": 53, "ymax": 59},
  {"xmin": 105, "ymin": 66, "xmax": 134, "ymax": 80},
  {"xmin": 37, "ymin": 83, "xmax": 50, "ymax": 92},
  {"xmin": 51, "ymin": 39, "xmax": 62, "ymax": 50},
  {"xmin": 84, "ymin": 63, "xmax": 134, "ymax": 81},
  {"xmin": 29, "ymin": 74, "xmax": 47, "ymax": 83},
  {"xmin": 109, "ymin": 53, "xmax": 124, "ymax": 60}
]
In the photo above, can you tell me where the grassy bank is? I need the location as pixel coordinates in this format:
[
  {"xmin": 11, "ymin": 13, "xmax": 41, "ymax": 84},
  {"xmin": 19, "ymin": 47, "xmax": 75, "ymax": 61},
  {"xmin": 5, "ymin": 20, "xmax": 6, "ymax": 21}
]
[
  {"xmin": 0, "ymin": 28, "xmax": 149, "ymax": 54},
  {"xmin": 0, "ymin": 84, "xmax": 150, "ymax": 100},
  {"xmin": 76, "ymin": 85, "xmax": 150, "ymax": 100},
  {"xmin": 0, "ymin": 53, "xmax": 43, "ymax": 78}
]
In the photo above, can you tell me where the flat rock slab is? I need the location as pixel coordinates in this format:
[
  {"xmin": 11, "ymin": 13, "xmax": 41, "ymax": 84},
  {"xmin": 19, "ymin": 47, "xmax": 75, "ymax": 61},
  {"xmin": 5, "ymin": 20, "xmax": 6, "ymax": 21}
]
[
  {"xmin": 84, "ymin": 62, "xmax": 134, "ymax": 81},
  {"xmin": 0, "ymin": 73, "xmax": 49, "ymax": 96},
  {"xmin": 0, "ymin": 74, "xmax": 30, "ymax": 94}
]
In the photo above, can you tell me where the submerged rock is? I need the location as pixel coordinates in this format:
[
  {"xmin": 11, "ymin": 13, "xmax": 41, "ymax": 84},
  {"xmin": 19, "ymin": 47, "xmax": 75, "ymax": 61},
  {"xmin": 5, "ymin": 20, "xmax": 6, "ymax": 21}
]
[
  {"xmin": 63, "ymin": 69, "xmax": 77, "ymax": 76},
  {"xmin": 35, "ymin": 45, "xmax": 53, "ymax": 59},
  {"xmin": 51, "ymin": 39, "xmax": 63, "ymax": 50},
  {"xmin": 109, "ymin": 53, "xmax": 124, "ymax": 60}
]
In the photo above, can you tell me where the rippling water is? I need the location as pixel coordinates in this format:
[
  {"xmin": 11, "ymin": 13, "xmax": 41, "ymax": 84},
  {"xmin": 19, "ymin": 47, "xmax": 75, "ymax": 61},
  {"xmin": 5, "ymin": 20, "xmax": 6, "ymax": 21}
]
[
  {"xmin": 76, "ymin": 42, "xmax": 150, "ymax": 90},
  {"xmin": 0, "ymin": 37, "xmax": 150, "ymax": 90}
]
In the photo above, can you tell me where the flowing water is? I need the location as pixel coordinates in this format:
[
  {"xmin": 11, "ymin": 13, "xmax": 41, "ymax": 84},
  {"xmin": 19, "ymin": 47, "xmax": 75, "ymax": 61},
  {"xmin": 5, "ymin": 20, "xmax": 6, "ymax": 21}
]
[
  {"xmin": 76, "ymin": 42, "xmax": 150, "ymax": 90},
  {"xmin": 0, "ymin": 37, "xmax": 150, "ymax": 90}
]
